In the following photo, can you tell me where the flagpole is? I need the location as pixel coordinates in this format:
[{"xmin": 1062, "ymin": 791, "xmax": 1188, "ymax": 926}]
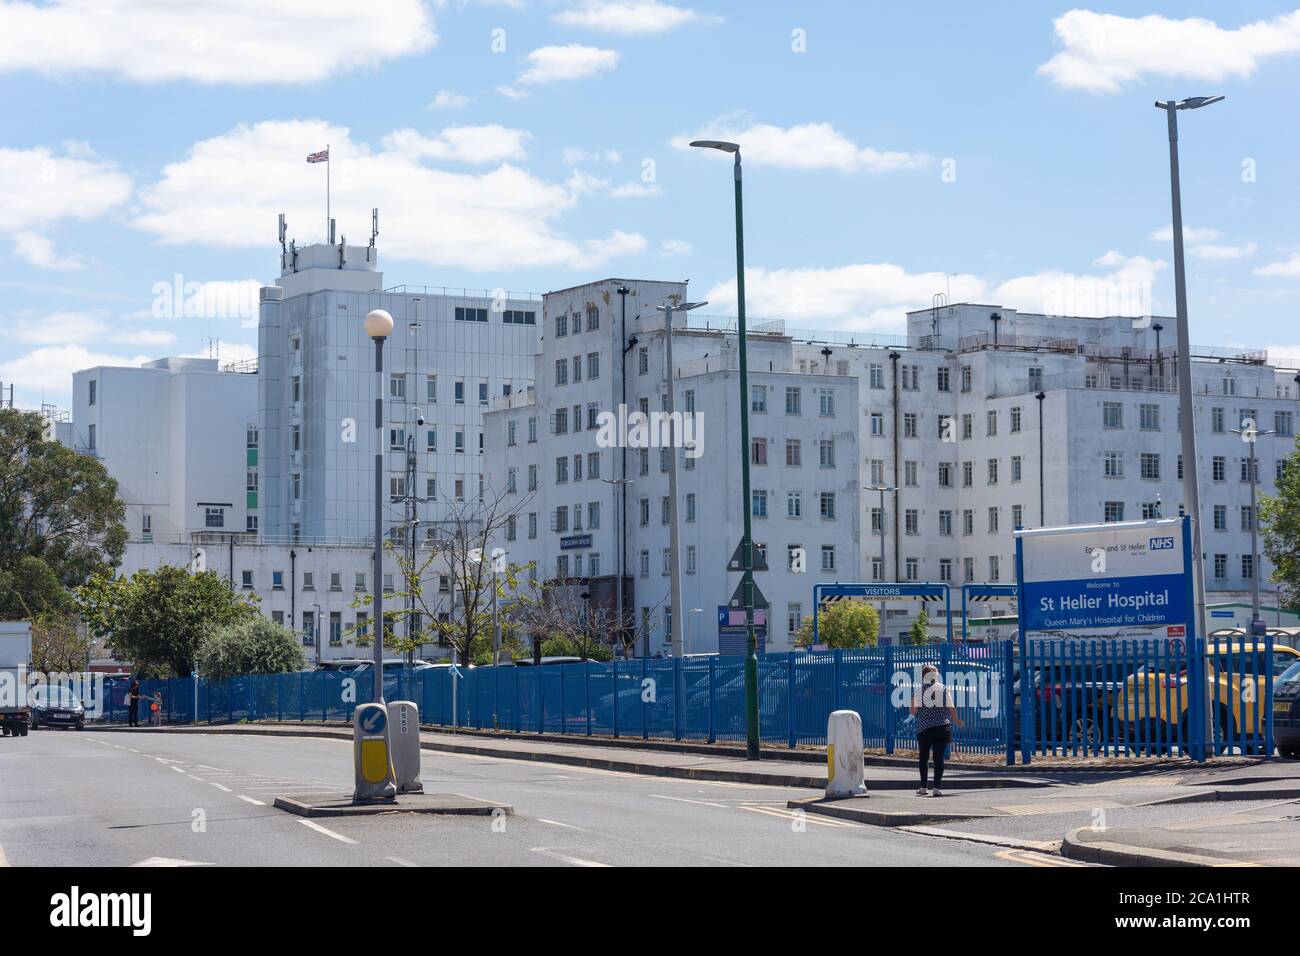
[{"xmin": 326, "ymin": 143, "xmax": 330, "ymax": 240}]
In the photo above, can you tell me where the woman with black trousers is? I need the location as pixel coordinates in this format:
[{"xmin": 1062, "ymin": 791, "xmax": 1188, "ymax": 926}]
[
  {"xmin": 910, "ymin": 664, "xmax": 962, "ymax": 797},
  {"xmin": 126, "ymin": 680, "xmax": 141, "ymax": 728}
]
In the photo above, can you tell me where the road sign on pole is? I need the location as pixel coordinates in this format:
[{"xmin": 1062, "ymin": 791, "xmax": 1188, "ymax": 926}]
[
  {"xmin": 727, "ymin": 541, "xmax": 768, "ymax": 573},
  {"xmin": 729, "ymin": 578, "xmax": 768, "ymax": 610}
]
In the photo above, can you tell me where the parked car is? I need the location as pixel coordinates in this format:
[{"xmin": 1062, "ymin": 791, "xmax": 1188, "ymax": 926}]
[
  {"xmin": 29, "ymin": 685, "xmax": 86, "ymax": 731},
  {"xmin": 1013, "ymin": 659, "xmax": 1143, "ymax": 748},
  {"xmin": 1273, "ymin": 659, "xmax": 1300, "ymax": 759},
  {"xmin": 1117, "ymin": 642, "xmax": 1300, "ymax": 745}
]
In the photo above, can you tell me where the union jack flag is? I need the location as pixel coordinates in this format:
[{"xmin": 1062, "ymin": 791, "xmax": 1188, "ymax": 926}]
[{"xmin": 306, "ymin": 148, "xmax": 329, "ymax": 164}]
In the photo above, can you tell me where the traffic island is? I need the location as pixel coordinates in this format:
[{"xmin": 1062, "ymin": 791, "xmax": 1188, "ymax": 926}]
[
  {"xmin": 273, "ymin": 792, "xmax": 512, "ymax": 819},
  {"xmin": 787, "ymin": 794, "xmax": 998, "ymax": 828}
]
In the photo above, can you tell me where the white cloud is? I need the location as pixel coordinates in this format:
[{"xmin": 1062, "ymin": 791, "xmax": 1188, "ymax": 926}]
[
  {"xmin": 703, "ymin": 263, "xmax": 987, "ymax": 330},
  {"xmin": 607, "ymin": 181, "xmax": 662, "ymax": 198},
  {"xmin": 700, "ymin": 252, "xmax": 1167, "ymax": 330},
  {"xmin": 1255, "ymin": 255, "xmax": 1300, "ymax": 277},
  {"xmin": 660, "ymin": 238, "xmax": 692, "ymax": 257},
  {"xmin": 1039, "ymin": 9, "xmax": 1300, "ymax": 93},
  {"xmin": 553, "ymin": 1, "xmax": 714, "ymax": 34},
  {"xmin": 0, "ymin": 344, "xmax": 151, "ymax": 398},
  {"xmin": 428, "ymin": 90, "xmax": 470, "ymax": 109},
  {"xmin": 13, "ymin": 230, "xmax": 84, "ymax": 270},
  {"xmin": 0, "ymin": 143, "xmax": 132, "ymax": 233},
  {"xmin": 1190, "ymin": 242, "xmax": 1257, "ymax": 260},
  {"xmin": 0, "ymin": 0, "xmax": 436, "ymax": 84},
  {"xmin": 381, "ymin": 125, "xmax": 532, "ymax": 163},
  {"xmin": 131, "ymin": 119, "xmax": 644, "ymax": 272},
  {"xmin": 673, "ymin": 113, "xmax": 929, "ymax": 173},
  {"xmin": 14, "ymin": 311, "xmax": 108, "ymax": 345},
  {"xmin": 514, "ymin": 44, "xmax": 619, "ymax": 90},
  {"xmin": 992, "ymin": 252, "xmax": 1164, "ymax": 318},
  {"xmin": 563, "ymin": 147, "xmax": 622, "ymax": 165}
]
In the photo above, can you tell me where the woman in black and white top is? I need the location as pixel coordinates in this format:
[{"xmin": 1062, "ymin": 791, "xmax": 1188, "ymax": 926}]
[{"xmin": 910, "ymin": 665, "xmax": 962, "ymax": 797}]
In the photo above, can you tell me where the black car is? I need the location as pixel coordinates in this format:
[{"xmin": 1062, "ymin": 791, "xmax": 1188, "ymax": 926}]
[
  {"xmin": 1274, "ymin": 660, "xmax": 1300, "ymax": 759},
  {"xmin": 1013, "ymin": 660, "xmax": 1143, "ymax": 748},
  {"xmin": 30, "ymin": 685, "xmax": 86, "ymax": 730}
]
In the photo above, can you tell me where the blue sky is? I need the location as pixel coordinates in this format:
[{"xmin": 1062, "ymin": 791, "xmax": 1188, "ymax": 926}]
[{"xmin": 3, "ymin": 0, "xmax": 1300, "ymax": 408}]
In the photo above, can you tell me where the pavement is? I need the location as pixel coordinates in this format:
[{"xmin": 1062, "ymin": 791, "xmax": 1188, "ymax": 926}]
[{"xmin": 6, "ymin": 723, "xmax": 1297, "ymax": 866}]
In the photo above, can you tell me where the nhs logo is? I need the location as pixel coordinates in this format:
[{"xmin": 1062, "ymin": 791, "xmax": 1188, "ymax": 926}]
[{"xmin": 1149, "ymin": 536, "xmax": 1176, "ymax": 551}]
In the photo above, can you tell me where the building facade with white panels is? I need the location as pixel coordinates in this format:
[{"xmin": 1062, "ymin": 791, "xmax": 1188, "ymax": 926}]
[
  {"xmin": 113, "ymin": 536, "xmax": 455, "ymax": 665},
  {"xmin": 257, "ymin": 240, "xmax": 541, "ymax": 543},
  {"xmin": 483, "ymin": 278, "xmax": 862, "ymax": 655},
  {"xmin": 789, "ymin": 303, "xmax": 1300, "ymax": 621},
  {"xmin": 68, "ymin": 357, "xmax": 259, "ymax": 540}
]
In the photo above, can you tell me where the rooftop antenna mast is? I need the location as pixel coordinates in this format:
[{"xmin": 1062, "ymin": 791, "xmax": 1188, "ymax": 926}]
[
  {"xmin": 278, "ymin": 213, "xmax": 287, "ymax": 270},
  {"xmin": 931, "ymin": 292, "xmax": 946, "ymax": 346},
  {"xmin": 368, "ymin": 208, "xmax": 378, "ymax": 261}
]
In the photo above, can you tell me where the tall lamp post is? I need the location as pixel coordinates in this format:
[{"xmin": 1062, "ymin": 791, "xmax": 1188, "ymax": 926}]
[
  {"xmin": 657, "ymin": 299, "xmax": 707, "ymax": 658},
  {"xmin": 690, "ymin": 138, "xmax": 760, "ymax": 759},
  {"xmin": 865, "ymin": 485, "xmax": 896, "ymax": 580},
  {"xmin": 601, "ymin": 476, "xmax": 634, "ymax": 656},
  {"xmin": 1156, "ymin": 94, "xmax": 1223, "ymax": 754},
  {"xmin": 1230, "ymin": 423, "xmax": 1272, "ymax": 637},
  {"xmin": 365, "ymin": 308, "xmax": 394, "ymax": 703}
]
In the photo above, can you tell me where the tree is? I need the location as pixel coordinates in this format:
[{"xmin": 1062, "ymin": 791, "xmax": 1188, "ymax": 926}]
[
  {"xmin": 0, "ymin": 408, "xmax": 126, "ymax": 592},
  {"xmin": 794, "ymin": 600, "xmax": 880, "ymax": 649},
  {"xmin": 1260, "ymin": 437, "xmax": 1300, "ymax": 609},
  {"xmin": 351, "ymin": 489, "xmax": 537, "ymax": 667},
  {"xmin": 905, "ymin": 608, "xmax": 931, "ymax": 646},
  {"xmin": 526, "ymin": 582, "xmax": 617, "ymax": 661},
  {"xmin": 195, "ymin": 616, "xmax": 304, "ymax": 682},
  {"xmin": 29, "ymin": 611, "xmax": 92, "ymax": 674},
  {"xmin": 76, "ymin": 565, "xmax": 257, "ymax": 677},
  {"xmin": 0, "ymin": 554, "xmax": 76, "ymax": 620}
]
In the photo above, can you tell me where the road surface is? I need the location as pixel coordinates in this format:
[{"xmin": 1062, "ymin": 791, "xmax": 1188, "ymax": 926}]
[{"xmin": 0, "ymin": 728, "xmax": 1067, "ymax": 867}]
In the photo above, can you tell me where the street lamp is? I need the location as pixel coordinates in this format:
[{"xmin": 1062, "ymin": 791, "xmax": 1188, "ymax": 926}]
[
  {"xmin": 864, "ymin": 485, "xmax": 896, "ymax": 581},
  {"xmin": 1156, "ymin": 94, "xmax": 1222, "ymax": 756},
  {"xmin": 657, "ymin": 299, "xmax": 707, "ymax": 659},
  {"xmin": 1230, "ymin": 423, "xmax": 1273, "ymax": 638},
  {"xmin": 601, "ymin": 476, "xmax": 634, "ymax": 656},
  {"xmin": 364, "ymin": 308, "xmax": 393, "ymax": 703},
  {"xmin": 1035, "ymin": 391, "xmax": 1046, "ymax": 526},
  {"xmin": 690, "ymin": 137, "xmax": 761, "ymax": 760}
]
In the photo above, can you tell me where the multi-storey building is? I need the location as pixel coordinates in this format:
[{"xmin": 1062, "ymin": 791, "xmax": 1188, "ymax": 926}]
[
  {"xmin": 257, "ymin": 238, "xmax": 541, "ymax": 543},
  {"xmin": 484, "ymin": 279, "xmax": 862, "ymax": 655},
  {"xmin": 69, "ymin": 356, "xmax": 259, "ymax": 540},
  {"xmin": 488, "ymin": 296, "xmax": 1300, "ymax": 652}
]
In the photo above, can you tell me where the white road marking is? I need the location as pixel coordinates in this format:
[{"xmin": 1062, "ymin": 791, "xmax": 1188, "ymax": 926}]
[
  {"xmin": 127, "ymin": 749, "xmax": 140, "ymax": 753},
  {"xmin": 0, "ymin": 844, "xmax": 8, "ymax": 867},
  {"xmin": 538, "ymin": 818, "xmax": 586, "ymax": 830},
  {"xmin": 237, "ymin": 795, "xmax": 265, "ymax": 806},
  {"xmin": 530, "ymin": 847, "xmax": 610, "ymax": 867},
  {"xmin": 386, "ymin": 856, "xmax": 417, "ymax": 867},
  {"xmin": 131, "ymin": 857, "xmax": 211, "ymax": 867},
  {"xmin": 994, "ymin": 848, "xmax": 1086, "ymax": 868},
  {"xmin": 170, "ymin": 766, "xmax": 186, "ymax": 774},
  {"xmin": 186, "ymin": 774, "xmax": 205, "ymax": 781},
  {"xmin": 649, "ymin": 793, "xmax": 729, "ymax": 809},
  {"xmin": 740, "ymin": 805, "xmax": 864, "ymax": 828},
  {"xmin": 209, "ymin": 783, "xmax": 232, "ymax": 792},
  {"xmin": 298, "ymin": 819, "xmax": 357, "ymax": 844}
]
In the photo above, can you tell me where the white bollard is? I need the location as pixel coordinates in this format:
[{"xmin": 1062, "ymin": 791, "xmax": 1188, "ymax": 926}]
[{"xmin": 826, "ymin": 709, "xmax": 868, "ymax": 798}]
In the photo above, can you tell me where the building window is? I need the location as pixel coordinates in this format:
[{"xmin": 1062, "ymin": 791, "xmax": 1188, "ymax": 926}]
[
  {"xmin": 752, "ymin": 490, "xmax": 768, "ymax": 518},
  {"xmin": 1104, "ymin": 501, "xmax": 1125, "ymax": 523},
  {"xmin": 785, "ymin": 387, "xmax": 801, "ymax": 415},
  {"xmin": 454, "ymin": 306, "xmax": 488, "ymax": 323},
  {"xmin": 821, "ymin": 545, "xmax": 836, "ymax": 572},
  {"xmin": 1103, "ymin": 402, "xmax": 1123, "ymax": 429},
  {"xmin": 204, "ymin": 507, "xmax": 225, "ymax": 528},
  {"xmin": 819, "ymin": 492, "xmax": 836, "ymax": 520}
]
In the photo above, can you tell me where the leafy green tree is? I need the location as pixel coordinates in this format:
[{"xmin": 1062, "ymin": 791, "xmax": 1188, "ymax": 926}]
[
  {"xmin": 0, "ymin": 408, "xmax": 126, "ymax": 592},
  {"xmin": 1260, "ymin": 438, "xmax": 1300, "ymax": 609},
  {"xmin": 0, "ymin": 554, "xmax": 76, "ymax": 619},
  {"xmin": 76, "ymin": 565, "xmax": 257, "ymax": 677},
  {"xmin": 794, "ymin": 600, "xmax": 880, "ymax": 649},
  {"xmin": 905, "ymin": 608, "xmax": 931, "ymax": 646},
  {"xmin": 195, "ymin": 616, "xmax": 304, "ymax": 681}
]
